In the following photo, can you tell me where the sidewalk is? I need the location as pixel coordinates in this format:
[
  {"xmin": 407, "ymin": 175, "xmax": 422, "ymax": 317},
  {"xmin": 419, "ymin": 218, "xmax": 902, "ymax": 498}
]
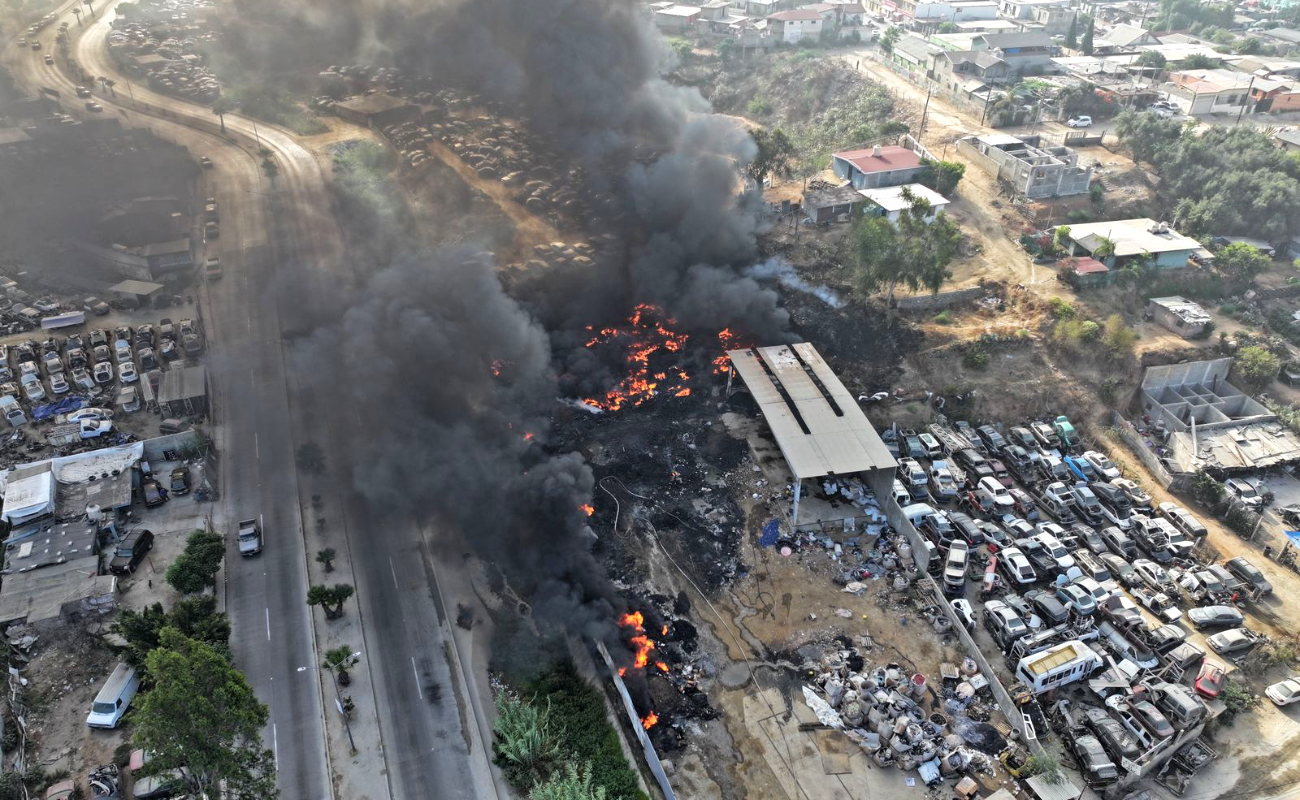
[{"xmin": 285, "ymin": 362, "xmax": 392, "ymax": 800}]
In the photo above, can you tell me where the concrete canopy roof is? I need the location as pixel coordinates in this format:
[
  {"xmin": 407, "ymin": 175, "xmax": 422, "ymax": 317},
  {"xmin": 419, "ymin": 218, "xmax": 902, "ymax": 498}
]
[
  {"xmin": 858, "ymin": 183, "xmax": 949, "ymax": 212},
  {"xmin": 1067, "ymin": 218, "xmax": 1201, "ymax": 257},
  {"xmin": 727, "ymin": 343, "xmax": 895, "ymax": 480}
]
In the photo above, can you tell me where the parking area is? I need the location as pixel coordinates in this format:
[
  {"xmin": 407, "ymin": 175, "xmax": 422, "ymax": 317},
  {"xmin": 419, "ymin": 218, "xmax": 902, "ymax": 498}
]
[{"xmin": 891, "ymin": 416, "xmax": 1286, "ymax": 792}]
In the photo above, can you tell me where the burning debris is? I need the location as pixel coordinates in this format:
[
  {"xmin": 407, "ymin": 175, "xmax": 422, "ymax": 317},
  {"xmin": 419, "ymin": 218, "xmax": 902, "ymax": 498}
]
[{"xmin": 580, "ymin": 305, "xmax": 691, "ymax": 411}]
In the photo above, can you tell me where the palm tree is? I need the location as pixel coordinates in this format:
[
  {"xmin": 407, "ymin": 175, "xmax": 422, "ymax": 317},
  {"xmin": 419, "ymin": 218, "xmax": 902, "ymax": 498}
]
[
  {"xmin": 71, "ymin": 6, "xmax": 82, "ymax": 25},
  {"xmin": 211, "ymin": 99, "xmax": 230, "ymax": 133},
  {"xmin": 1091, "ymin": 234, "xmax": 1117, "ymax": 263},
  {"xmin": 83, "ymin": 0, "xmax": 95, "ymax": 14}
]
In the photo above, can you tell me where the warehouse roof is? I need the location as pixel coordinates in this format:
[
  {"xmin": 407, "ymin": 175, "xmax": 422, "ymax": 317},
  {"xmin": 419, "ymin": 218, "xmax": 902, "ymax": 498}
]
[
  {"xmin": 727, "ymin": 343, "xmax": 895, "ymax": 479},
  {"xmin": 159, "ymin": 365, "xmax": 207, "ymax": 403}
]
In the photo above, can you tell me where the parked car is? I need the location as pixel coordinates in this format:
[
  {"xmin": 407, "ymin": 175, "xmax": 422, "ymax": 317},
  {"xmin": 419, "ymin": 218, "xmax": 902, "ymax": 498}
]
[
  {"xmin": 199, "ymin": 156, "xmax": 214, "ymax": 168},
  {"xmin": 998, "ymin": 546, "xmax": 1037, "ymax": 586},
  {"xmin": 977, "ymin": 476, "xmax": 1015, "ymax": 512},
  {"xmin": 1067, "ymin": 115, "xmax": 1093, "ymax": 127},
  {"xmin": 48, "ymin": 372, "xmax": 68, "ymax": 395},
  {"xmin": 1039, "ymin": 481, "xmax": 1078, "ymax": 523},
  {"xmin": 1030, "ymin": 420, "xmax": 1060, "ymax": 450},
  {"xmin": 917, "ymin": 431, "xmax": 943, "ymax": 458},
  {"xmin": 1069, "ymin": 734, "xmax": 1118, "ymax": 785},
  {"xmin": 1112, "ymin": 478, "xmax": 1153, "ymax": 512},
  {"xmin": 1082, "ymin": 705, "xmax": 1141, "ymax": 763},
  {"xmin": 899, "ymin": 458, "xmax": 929, "ymax": 498},
  {"xmin": 141, "ymin": 479, "xmax": 167, "ymax": 508},
  {"xmin": 929, "ymin": 460, "xmax": 959, "ymax": 500},
  {"xmin": 984, "ymin": 599, "xmax": 1029, "ymax": 647},
  {"xmin": 1133, "ymin": 586, "xmax": 1182, "ymax": 623},
  {"xmin": 109, "ymin": 529, "xmax": 154, "ymax": 575},
  {"xmin": 949, "ymin": 511, "xmax": 985, "ymax": 545},
  {"xmin": 93, "ymin": 361, "xmax": 113, "ymax": 384},
  {"xmin": 955, "ymin": 448, "xmax": 995, "ymax": 481},
  {"xmin": 1266, "ymin": 677, "xmax": 1300, "ymax": 706},
  {"xmin": 1133, "ymin": 559, "xmax": 1175, "ymax": 594},
  {"xmin": 1224, "ymin": 478, "xmax": 1264, "ymax": 509},
  {"xmin": 1100, "ymin": 526, "xmax": 1136, "ymax": 559},
  {"xmin": 1063, "ymin": 455, "xmax": 1099, "ymax": 482},
  {"xmin": 169, "ymin": 466, "xmax": 191, "ymax": 495},
  {"xmin": 1008, "ymin": 426, "xmax": 1039, "ymax": 454},
  {"xmin": 1187, "ymin": 605, "xmax": 1245, "ymax": 631},
  {"xmin": 1073, "ymin": 550, "xmax": 1111, "ymax": 583},
  {"xmin": 943, "ymin": 540, "xmax": 970, "ymax": 595},
  {"xmin": 118, "ymin": 361, "xmax": 138, "ymax": 383},
  {"xmin": 1195, "ymin": 662, "xmax": 1227, "ymax": 699},
  {"xmin": 1068, "ymin": 485, "xmax": 1106, "ymax": 525},
  {"xmin": 1056, "ymin": 582, "xmax": 1097, "ymax": 615},
  {"xmin": 1128, "ymin": 700, "xmax": 1174, "ymax": 739},
  {"xmin": 1099, "ymin": 593, "xmax": 1144, "ymax": 631},
  {"xmin": 1026, "ymin": 589, "xmax": 1070, "ymax": 626},
  {"xmin": 1091, "ymin": 483, "xmax": 1134, "ymax": 530},
  {"xmin": 1082, "ymin": 450, "xmax": 1121, "ymax": 480},
  {"xmin": 1206, "ymin": 627, "xmax": 1262, "ymax": 657},
  {"xmin": 1008, "ymin": 487, "xmax": 1041, "ymax": 521},
  {"xmin": 1072, "ymin": 523, "xmax": 1107, "ymax": 555},
  {"xmin": 1225, "ymin": 557, "xmax": 1272, "ymax": 595},
  {"xmin": 1158, "ymin": 502, "xmax": 1208, "ymax": 541},
  {"xmin": 977, "ymin": 425, "xmax": 1007, "ymax": 454},
  {"xmin": 1033, "ymin": 528, "xmax": 1076, "ymax": 571}
]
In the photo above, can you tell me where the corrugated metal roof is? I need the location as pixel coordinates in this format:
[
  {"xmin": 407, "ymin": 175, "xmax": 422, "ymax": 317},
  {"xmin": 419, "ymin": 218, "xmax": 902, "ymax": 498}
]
[{"xmin": 727, "ymin": 344, "xmax": 895, "ymax": 479}]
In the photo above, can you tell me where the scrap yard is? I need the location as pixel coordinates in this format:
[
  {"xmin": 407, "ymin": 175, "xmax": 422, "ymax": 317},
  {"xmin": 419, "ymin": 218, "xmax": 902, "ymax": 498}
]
[{"xmin": 9, "ymin": 0, "xmax": 1300, "ymax": 799}]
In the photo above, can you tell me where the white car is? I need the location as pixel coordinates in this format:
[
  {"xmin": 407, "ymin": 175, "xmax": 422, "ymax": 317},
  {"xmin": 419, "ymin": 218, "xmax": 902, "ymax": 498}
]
[
  {"xmin": 978, "ymin": 476, "xmax": 1015, "ymax": 511},
  {"xmin": 93, "ymin": 362, "xmax": 114, "ymax": 385},
  {"xmin": 71, "ymin": 368, "xmax": 94, "ymax": 390},
  {"xmin": 1034, "ymin": 529, "xmax": 1076, "ymax": 571},
  {"xmin": 20, "ymin": 374, "xmax": 44, "ymax": 402},
  {"xmin": 118, "ymin": 361, "xmax": 138, "ymax": 383},
  {"xmin": 1224, "ymin": 478, "xmax": 1264, "ymax": 510},
  {"xmin": 1266, "ymin": 678, "xmax": 1300, "ymax": 706},
  {"xmin": 1083, "ymin": 450, "xmax": 1121, "ymax": 480},
  {"xmin": 950, "ymin": 598, "xmax": 975, "ymax": 629},
  {"xmin": 1067, "ymin": 115, "xmax": 1093, "ymax": 127},
  {"xmin": 67, "ymin": 407, "xmax": 113, "ymax": 422},
  {"xmin": 48, "ymin": 372, "xmax": 69, "ymax": 395}
]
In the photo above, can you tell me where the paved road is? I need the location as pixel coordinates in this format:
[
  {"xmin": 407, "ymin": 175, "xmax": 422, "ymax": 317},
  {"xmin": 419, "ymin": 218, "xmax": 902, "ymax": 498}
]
[{"xmin": 5, "ymin": 4, "xmax": 498, "ymax": 798}]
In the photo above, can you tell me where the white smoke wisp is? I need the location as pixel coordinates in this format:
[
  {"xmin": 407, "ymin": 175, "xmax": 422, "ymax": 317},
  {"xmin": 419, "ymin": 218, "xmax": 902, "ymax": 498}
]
[{"xmin": 744, "ymin": 258, "xmax": 845, "ymax": 309}]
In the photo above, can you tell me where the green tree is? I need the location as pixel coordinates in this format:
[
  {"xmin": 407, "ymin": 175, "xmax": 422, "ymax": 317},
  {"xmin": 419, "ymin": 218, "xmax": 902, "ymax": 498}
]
[
  {"xmin": 1081, "ymin": 16, "xmax": 1095, "ymax": 55},
  {"xmin": 1191, "ymin": 469, "xmax": 1225, "ymax": 506},
  {"xmin": 918, "ymin": 159, "xmax": 965, "ymax": 195},
  {"xmin": 1214, "ymin": 242, "xmax": 1271, "ymax": 283},
  {"xmin": 1178, "ymin": 53, "xmax": 1220, "ymax": 70},
  {"xmin": 1102, "ymin": 314, "xmax": 1138, "ymax": 357},
  {"xmin": 1136, "ymin": 50, "xmax": 1167, "ymax": 68},
  {"xmin": 114, "ymin": 596, "xmax": 232, "ymax": 671},
  {"xmin": 262, "ymin": 157, "xmax": 279, "ymax": 184},
  {"xmin": 322, "ymin": 645, "xmax": 358, "ymax": 682},
  {"xmin": 880, "ymin": 26, "xmax": 900, "ymax": 54},
  {"xmin": 530, "ymin": 762, "xmax": 607, "ymax": 800},
  {"xmin": 165, "ymin": 529, "xmax": 225, "ymax": 595},
  {"xmin": 133, "ymin": 629, "xmax": 278, "ymax": 800},
  {"xmin": 113, "ymin": 603, "xmax": 168, "ymax": 669},
  {"xmin": 1235, "ymin": 345, "xmax": 1282, "ymax": 389},
  {"xmin": 212, "ymin": 98, "xmax": 230, "ymax": 134},
  {"xmin": 747, "ymin": 128, "xmax": 796, "ymax": 188},
  {"xmin": 1090, "ymin": 235, "xmax": 1117, "ymax": 261},
  {"xmin": 1065, "ymin": 13, "xmax": 1078, "ymax": 48},
  {"xmin": 493, "ymin": 691, "xmax": 562, "ymax": 790},
  {"xmin": 1236, "ymin": 36, "xmax": 1264, "ymax": 55},
  {"xmin": 845, "ymin": 191, "xmax": 961, "ymax": 319},
  {"xmin": 937, "ymin": 21, "xmax": 959, "ymax": 33},
  {"xmin": 307, "ymin": 584, "xmax": 355, "ymax": 620},
  {"xmin": 315, "ymin": 547, "xmax": 337, "ymax": 573},
  {"xmin": 1052, "ymin": 225, "xmax": 1072, "ymax": 255}
]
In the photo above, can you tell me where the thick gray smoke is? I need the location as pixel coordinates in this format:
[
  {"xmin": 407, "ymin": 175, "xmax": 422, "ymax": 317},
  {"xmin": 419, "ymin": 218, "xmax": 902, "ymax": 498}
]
[{"xmin": 298, "ymin": 0, "xmax": 796, "ymax": 643}]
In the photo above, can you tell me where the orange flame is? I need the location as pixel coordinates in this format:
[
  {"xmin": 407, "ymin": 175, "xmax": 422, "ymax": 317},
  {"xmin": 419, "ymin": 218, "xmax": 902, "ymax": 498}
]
[
  {"xmin": 523, "ymin": 432, "xmax": 535, "ymax": 441},
  {"xmin": 581, "ymin": 305, "xmax": 693, "ymax": 411},
  {"xmin": 655, "ymin": 661, "xmax": 669, "ymax": 673},
  {"xmin": 580, "ymin": 503, "xmax": 594, "ymax": 517},
  {"xmin": 618, "ymin": 667, "xmax": 627, "ymax": 677},
  {"xmin": 662, "ymin": 625, "xmax": 669, "ymax": 636},
  {"xmin": 641, "ymin": 712, "xmax": 659, "ymax": 730},
  {"xmin": 618, "ymin": 611, "xmax": 660, "ymax": 673}
]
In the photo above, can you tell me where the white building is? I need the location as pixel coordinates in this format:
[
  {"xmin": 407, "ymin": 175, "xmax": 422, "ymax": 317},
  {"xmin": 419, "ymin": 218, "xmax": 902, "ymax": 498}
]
[
  {"xmin": 766, "ymin": 9, "xmax": 824, "ymax": 42},
  {"xmin": 858, "ymin": 183, "xmax": 951, "ymax": 223}
]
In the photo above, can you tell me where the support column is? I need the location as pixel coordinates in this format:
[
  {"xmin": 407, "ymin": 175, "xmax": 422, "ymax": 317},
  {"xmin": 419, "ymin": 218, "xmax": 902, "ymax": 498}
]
[{"xmin": 792, "ymin": 478, "xmax": 802, "ymax": 529}]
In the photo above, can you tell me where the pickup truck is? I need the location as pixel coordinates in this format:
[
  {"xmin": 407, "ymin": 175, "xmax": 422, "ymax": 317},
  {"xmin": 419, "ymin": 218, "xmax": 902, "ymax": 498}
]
[
  {"xmin": 46, "ymin": 419, "xmax": 111, "ymax": 445},
  {"xmin": 238, "ymin": 517, "xmax": 263, "ymax": 556}
]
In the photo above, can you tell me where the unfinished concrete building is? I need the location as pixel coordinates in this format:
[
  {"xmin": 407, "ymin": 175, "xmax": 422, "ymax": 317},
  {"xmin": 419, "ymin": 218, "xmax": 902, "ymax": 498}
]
[
  {"xmin": 956, "ymin": 133, "xmax": 1092, "ymax": 199},
  {"xmin": 1139, "ymin": 358, "xmax": 1300, "ymax": 473}
]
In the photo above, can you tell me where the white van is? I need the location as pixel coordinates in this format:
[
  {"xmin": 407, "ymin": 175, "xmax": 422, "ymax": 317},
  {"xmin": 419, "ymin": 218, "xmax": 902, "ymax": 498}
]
[{"xmin": 86, "ymin": 663, "xmax": 140, "ymax": 728}]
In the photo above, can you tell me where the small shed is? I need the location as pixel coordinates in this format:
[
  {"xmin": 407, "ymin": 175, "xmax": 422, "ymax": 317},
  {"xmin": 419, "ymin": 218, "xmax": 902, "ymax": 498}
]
[
  {"xmin": 158, "ymin": 365, "xmax": 208, "ymax": 418},
  {"xmin": 107, "ymin": 279, "xmax": 165, "ymax": 307},
  {"xmin": 1146, "ymin": 295, "xmax": 1211, "ymax": 338},
  {"xmin": 802, "ymin": 184, "xmax": 865, "ymax": 224},
  {"xmin": 1060, "ymin": 256, "xmax": 1110, "ymax": 288}
]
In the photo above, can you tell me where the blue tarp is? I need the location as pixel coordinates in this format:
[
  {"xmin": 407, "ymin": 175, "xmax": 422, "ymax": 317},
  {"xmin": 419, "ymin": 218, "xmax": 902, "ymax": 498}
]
[
  {"xmin": 759, "ymin": 519, "xmax": 781, "ymax": 547},
  {"xmin": 1285, "ymin": 531, "xmax": 1300, "ymax": 548},
  {"xmin": 30, "ymin": 396, "xmax": 84, "ymax": 422}
]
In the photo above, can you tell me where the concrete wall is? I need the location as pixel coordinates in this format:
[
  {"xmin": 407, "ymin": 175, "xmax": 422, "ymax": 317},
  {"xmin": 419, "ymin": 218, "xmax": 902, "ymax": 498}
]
[
  {"xmin": 895, "ymin": 286, "xmax": 984, "ymax": 309},
  {"xmin": 1112, "ymin": 412, "xmax": 1192, "ymax": 492}
]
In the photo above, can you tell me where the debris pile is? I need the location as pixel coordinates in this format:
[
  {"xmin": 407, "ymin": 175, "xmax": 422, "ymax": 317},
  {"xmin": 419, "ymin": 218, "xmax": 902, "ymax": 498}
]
[{"xmin": 801, "ymin": 639, "xmax": 1004, "ymax": 788}]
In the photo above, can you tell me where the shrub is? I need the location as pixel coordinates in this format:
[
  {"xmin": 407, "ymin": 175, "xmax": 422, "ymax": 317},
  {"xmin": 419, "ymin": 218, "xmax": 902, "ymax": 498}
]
[
  {"xmin": 1190, "ymin": 469, "xmax": 1225, "ymax": 507},
  {"xmin": 1234, "ymin": 344, "xmax": 1281, "ymax": 389},
  {"xmin": 962, "ymin": 345, "xmax": 990, "ymax": 369},
  {"xmin": 1102, "ymin": 314, "xmax": 1137, "ymax": 357},
  {"xmin": 933, "ymin": 310, "xmax": 952, "ymax": 325},
  {"xmin": 165, "ymin": 530, "xmax": 225, "ymax": 594},
  {"xmin": 1089, "ymin": 183, "xmax": 1104, "ymax": 204},
  {"xmin": 1220, "ymin": 682, "xmax": 1260, "ymax": 724},
  {"xmin": 746, "ymin": 96, "xmax": 772, "ymax": 117},
  {"xmin": 1098, "ymin": 378, "xmax": 1119, "ymax": 406},
  {"xmin": 493, "ymin": 690, "xmax": 561, "ymax": 790},
  {"xmin": 1048, "ymin": 297, "xmax": 1075, "ymax": 319}
]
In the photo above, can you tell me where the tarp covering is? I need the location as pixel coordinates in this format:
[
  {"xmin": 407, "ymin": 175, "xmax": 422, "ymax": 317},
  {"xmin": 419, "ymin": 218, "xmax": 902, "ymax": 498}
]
[
  {"xmin": 30, "ymin": 396, "xmax": 85, "ymax": 422},
  {"xmin": 1, "ymin": 469, "xmax": 54, "ymax": 524},
  {"xmin": 1284, "ymin": 530, "xmax": 1300, "ymax": 548}
]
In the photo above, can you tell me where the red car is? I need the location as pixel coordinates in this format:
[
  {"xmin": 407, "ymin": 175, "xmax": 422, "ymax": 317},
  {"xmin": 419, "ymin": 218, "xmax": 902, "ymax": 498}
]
[{"xmin": 1195, "ymin": 662, "xmax": 1227, "ymax": 699}]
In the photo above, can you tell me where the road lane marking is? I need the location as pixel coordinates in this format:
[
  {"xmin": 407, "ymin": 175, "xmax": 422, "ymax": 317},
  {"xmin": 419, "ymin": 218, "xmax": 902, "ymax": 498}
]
[
  {"xmin": 272, "ymin": 723, "xmax": 279, "ymax": 770},
  {"xmin": 390, "ymin": 557, "xmax": 398, "ymax": 589},
  {"xmin": 411, "ymin": 657, "xmax": 423, "ymax": 700},
  {"xmin": 265, "ymin": 608, "xmax": 271, "ymax": 641},
  {"xmin": 254, "ymin": 431, "xmax": 259, "ymax": 459}
]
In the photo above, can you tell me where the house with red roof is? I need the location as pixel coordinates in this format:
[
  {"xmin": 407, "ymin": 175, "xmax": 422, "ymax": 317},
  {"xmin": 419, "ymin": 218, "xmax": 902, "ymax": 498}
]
[{"xmin": 830, "ymin": 145, "xmax": 927, "ymax": 189}]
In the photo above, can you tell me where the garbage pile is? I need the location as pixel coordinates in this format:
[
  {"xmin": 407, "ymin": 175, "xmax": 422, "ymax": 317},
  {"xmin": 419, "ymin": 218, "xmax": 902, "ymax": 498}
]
[{"xmin": 801, "ymin": 642, "xmax": 1001, "ymax": 788}]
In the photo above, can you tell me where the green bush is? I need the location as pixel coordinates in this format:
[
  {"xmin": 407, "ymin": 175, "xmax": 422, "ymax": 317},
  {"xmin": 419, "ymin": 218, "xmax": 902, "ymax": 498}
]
[
  {"xmin": 933, "ymin": 310, "xmax": 952, "ymax": 325},
  {"xmin": 1102, "ymin": 314, "xmax": 1137, "ymax": 357},
  {"xmin": 1048, "ymin": 297, "xmax": 1075, "ymax": 319},
  {"xmin": 746, "ymin": 96, "xmax": 772, "ymax": 117},
  {"xmin": 493, "ymin": 691, "xmax": 561, "ymax": 790},
  {"xmin": 165, "ymin": 529, "xmax": 225, "ymax": 595},
  {"xmin": 1234, "ymin": 344, "xmax": 1282, "ymax": 389},
  {"xmin": 1089, "ymin": 183, "xmax": 1104, "ymax": 204},
  {"xmin": 962, "ymin": 345, "xmax": 990, "ymax": 370},
  {"xmin": 1220, "ymin": 681, "xmax": 1260, "ymax": 724},
  {"xmin": 526, "ymin": 661, "xmax": 646, "ymax": 800},
  {"xmin": 1191, "ymin": 469, "xmax": 1225, "ymax": 507}
]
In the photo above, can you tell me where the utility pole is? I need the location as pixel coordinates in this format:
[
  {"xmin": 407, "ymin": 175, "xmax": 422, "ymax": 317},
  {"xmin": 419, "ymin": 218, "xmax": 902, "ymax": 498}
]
[
  {"xmin": 1235, "ymin": 74, "xmax": 1256, "ymax": 125},
  {"xmin": 918, "ymin": 82, "xmax": 933, "ymax": 143}
]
